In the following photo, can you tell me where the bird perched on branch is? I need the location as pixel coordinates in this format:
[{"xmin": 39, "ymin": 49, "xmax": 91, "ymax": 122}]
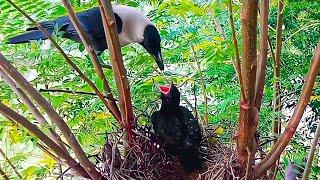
[
  {"xmin": 8, "ymin": 5, "xmax": 164, "ymax": 70},
  {"xmin": 151, "ymin": 83, "xmax": 203, "ymax": 172}
]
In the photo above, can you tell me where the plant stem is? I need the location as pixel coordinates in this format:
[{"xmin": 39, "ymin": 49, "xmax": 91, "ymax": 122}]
[
  {"xmin": 98, "ymin": 0, "xmax": 135, "ymax": 141},
  {"xmin": 270, "ymin": 1, "xmax": 284, "ymax": 176},
  {"xmin": 228, "ymin": 0, "xmax": 245, "ymax": 101},
  {"xmin": 0, "ymin": 71, "xmax": 69, "ymax": 154},
  {"xmin": 236, "ymin": 0, "xmax": 259, "ymax": 172},
  {"xmin": 5, "ymin": 0, "xmax": 120, "ymax": 123},
  {"xmin": 0, "ymin": 148, "xmax": 22, "ymax": 179},
  {"xmin": 0, "ymin": 53, "xmax": 99, "ymax": 179},
  {"xmin": 302, "ymin": 120, "xmax": 320, "ymax": 180},
  {"xmin": 0, "ymin": 165, "xmax": 9, "ymax": 180},
  {"xmin": 273, "ymin": 0, "xmax": 284, "ymax": 144},
  {"xmin": 0, "ymin": 102, "xmax": 90, "ymax": 178},
  {"xmin": 192, "ymin": 47, "xmax": 208, "ymax": 126},
  {"xmin": 62, "ymin": 0, "xmax": 121, "ymax": 122},
  {"xmin": 254, "ymin": 42, "xmax": 320, "ymax": 178},
  {"xmin": 255, "ymin": 0, "xmax": 269, "ymax": 110}
]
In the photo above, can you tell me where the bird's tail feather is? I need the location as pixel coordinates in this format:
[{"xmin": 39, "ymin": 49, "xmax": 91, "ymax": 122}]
[{"xmin": 8, "ymin": 29, "xmax": 53, "ymax": 44}]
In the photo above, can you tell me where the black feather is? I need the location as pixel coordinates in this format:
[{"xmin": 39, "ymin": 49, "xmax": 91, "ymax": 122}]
[
  {"xmin": 151, "ymin": 84, "xmax": 202, "ymax": 172},
  {"xmin": 8, "ymin": 7, "xmax": 122, "ymax": 52}
]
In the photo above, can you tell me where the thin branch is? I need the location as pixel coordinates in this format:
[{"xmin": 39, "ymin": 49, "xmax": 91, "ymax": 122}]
[
  {"xmin": 228, "ymin": 0, "xmax": 245, "ymax": 101},
  {"xmin": 56, "ymin": 167, "xmax": 72, "ymax": 180},
  {"xmin": 61, "ymin": 0, "xmax": 121, "ymax": 122},
  {"xmin": 192, "ymin": 47, "xmax": 208, "ymax": 126},
  {"xmin": 5, "ymin": 0, "xmax": 119, "ymax": 123},
  {"xmin": 0, "ymin": 148, "xmax": 22, "ymax": 179},
  {"xmin": 0, "ymin": 102, "xmax": 90, "ymax": 178},
  {"xmin": 212, "ymin": 15, "xmax": 226, "ymax": 40},
  {"xmin": 268, "ymin": 36, "xmax": 276, "ymax": 62},
  {"xmin": 245, "ymin": 146, "xmax": 252, "ymax": 180},
  {"xmin": 254, "ymin": 42, "xmax": 320, "ymax": 178},
  {"xmin": 39, "ymin": 88, "xmax": 151, "ymax": 118},
  {"xmin": 2, "ymin": 115, "xmax": 63, "ymax": 165},
  {"xmin": 273, "ymin": 0, "xmax": 284, "ymax": 142},
  {"xmin": 270, "ymin": 1, "xmax": 285, "ymax": 175},
  {"xmin": 255, "ymin": 0, "xmax": 269, "ymax": 110},
  {"xmin": 0, "ymin": 53, "xmax": 99, "ymax": 179},
  {"xmin": 302, "ymin": 120, "xmax": 320, "ymax": 180},
  {"xmin": 98, "ymin": 0, "xmax": 135, "ymax": 138},
  {"xmin": 39, "ymin": 88, "xmax": 115, "ymax": 98},
  {"xmin": 0, "ymin": 165, "xmax": 9, "ymax": 180},
  {"xmin": 0, "ymin": 71, "xmax": 68, "ymax": 154},
  {"xmin": 283, "ymin": 22, "xmax": 320, "ymax": 44},
  {"xmin": 36, "ymin": 143, "xmax": 63, "ymax": 165}
]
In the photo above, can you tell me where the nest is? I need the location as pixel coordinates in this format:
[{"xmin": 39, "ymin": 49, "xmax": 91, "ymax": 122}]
[{"xmin": 97, "ymin": 125, "xmax": 241, "ymax": 180}]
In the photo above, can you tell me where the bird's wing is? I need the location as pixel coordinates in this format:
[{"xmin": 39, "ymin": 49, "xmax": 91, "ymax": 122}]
[
  {"xmin": 179, "ymin": 107, "xmax": 202, "ymax": 144},
  {"xmin": 74, "ymin": 8, "xmax": 122, "ymax": 38}
]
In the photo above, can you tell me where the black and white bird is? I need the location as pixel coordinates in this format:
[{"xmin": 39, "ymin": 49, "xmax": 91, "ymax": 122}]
[
  {"xmin": 8, "ymin": 5, "xmax": 164, "ymax": 70},
  {"xmin": 151, "ymin": 83, "xmax": 203, "ymax": 172}
]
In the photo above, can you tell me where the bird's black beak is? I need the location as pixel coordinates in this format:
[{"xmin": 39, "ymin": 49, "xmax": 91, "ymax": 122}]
[{"xmin": 153, "ymin": 51, "xmax": 164, "ymax": 71}]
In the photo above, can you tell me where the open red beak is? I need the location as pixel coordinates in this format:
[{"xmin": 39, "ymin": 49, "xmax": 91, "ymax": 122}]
[{"xmin": 159, "ymin": 85, "xmax": 171, "ymax": 95}]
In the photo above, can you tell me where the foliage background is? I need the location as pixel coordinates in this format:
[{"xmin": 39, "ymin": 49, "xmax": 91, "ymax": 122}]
[{"xmin": 0, "ymin": 0, "xmax": 319, "ymax": 179}]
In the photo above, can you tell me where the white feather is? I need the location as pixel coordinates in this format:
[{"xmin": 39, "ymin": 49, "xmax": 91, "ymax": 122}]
[{"xmin": 112, "ymin": 5, "xmax": 152, "ymax": 46}]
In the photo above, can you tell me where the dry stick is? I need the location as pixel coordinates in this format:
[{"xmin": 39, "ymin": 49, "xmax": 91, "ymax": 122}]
[
  {"xmin": 61, "ymin": 0, "xmax": 121, "ymax": 122},
  {"xmin": 228, "ymin": 0, "xmax": 245, "ymax": 101},
  {"xmin": 236, "ymin": 0, "xmax": 259, "ymax": 171},
  {"xmin": 255, "ymin": 0, "xmax": 269, "ymax": 110},
  {"xmin": 254, "ymin": 42, "xmax": 320, "ymax": 178},
  {"xmin": 0, "ymin": 102, "xmax": 89, "ymax": 178},
  {"xmin": 5, "ymin": 0, "xmax": 120, "ymax": 123},
  {"xmin": 98, "ymin": 0, "xmax": 135, "ymax": 139},
  {"xmin": 39, "ymin": 88, "xmax": 116, "ymax": 98},
  {"xmin": 0, "ymin": 70, "xmax": 69, "ymax": 154},
  {"xmin": 192, "ymin": 47, "xmax": 209, "ymax": 126},
  {"xmin": 0, "ymin": 54, "xmax": 99, "ymax": 179},
  {"xmin": 271, "ymin": 0, "xmax": 285, "ymax": 176},
  {"xmin": 0, "ymin": 148, "xmax": 22, "ymax": 179},
  {"xmin": 302, "ymin": 120, "xmax": 320, "ymax": 180},
  {"xmin": 0, "ymin": 165, "xmax": 9, "ymax": 180}
]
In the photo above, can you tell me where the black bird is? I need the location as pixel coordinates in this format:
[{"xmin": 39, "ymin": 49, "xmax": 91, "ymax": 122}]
[
  {"xmin": 8, "ymin": 5, "xmax": 164, "ymax": 70},
  {"xmin": 151, "ymin": 84, "xmax": 202, "ymax": 172}
]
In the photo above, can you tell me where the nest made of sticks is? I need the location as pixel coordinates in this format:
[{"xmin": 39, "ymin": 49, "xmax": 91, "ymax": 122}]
[{"xmin": 96, "ymin": 125, "xmax": 240, "ymax": 180}]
